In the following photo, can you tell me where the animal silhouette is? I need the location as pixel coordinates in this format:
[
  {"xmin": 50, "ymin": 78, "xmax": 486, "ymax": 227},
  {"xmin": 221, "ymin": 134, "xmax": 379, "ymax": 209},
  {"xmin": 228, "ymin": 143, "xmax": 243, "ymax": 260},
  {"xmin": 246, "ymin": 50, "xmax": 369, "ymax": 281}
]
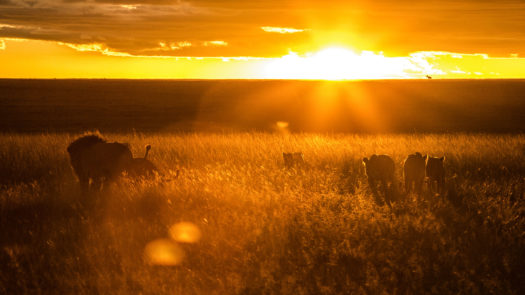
[
  {"xmin": 403, "ymin": 152, "xmax": 426, "ymax": 193},
  {"xmin": 426, "ymin": 155, "xmax": 445, "ymax": 193},
  {"xmin": 67, "ymin": 134, "xmax": 133, "ymax": 193},
  {"xmin": 125, "ymin": 144, "xmax": 158, "ymax": 178},
  {"xmin": 363, "ymin": 154, "xmax": 396, "ymax": 206}
]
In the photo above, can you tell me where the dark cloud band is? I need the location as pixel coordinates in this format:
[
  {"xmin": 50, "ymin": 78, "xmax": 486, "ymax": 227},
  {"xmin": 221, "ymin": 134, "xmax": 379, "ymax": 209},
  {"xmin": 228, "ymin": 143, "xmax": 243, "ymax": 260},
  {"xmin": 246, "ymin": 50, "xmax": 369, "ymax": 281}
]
[{"xmin": 0, "ymin": 0, "xmax": 524, "ymax": 57}]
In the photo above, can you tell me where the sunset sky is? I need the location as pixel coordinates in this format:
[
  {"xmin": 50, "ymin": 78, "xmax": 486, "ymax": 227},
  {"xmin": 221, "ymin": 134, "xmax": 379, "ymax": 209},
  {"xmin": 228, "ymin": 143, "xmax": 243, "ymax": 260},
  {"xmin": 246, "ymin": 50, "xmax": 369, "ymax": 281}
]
[{"xmin": 1, "ymin": 0, "xmax": 524, "ymax": 79}]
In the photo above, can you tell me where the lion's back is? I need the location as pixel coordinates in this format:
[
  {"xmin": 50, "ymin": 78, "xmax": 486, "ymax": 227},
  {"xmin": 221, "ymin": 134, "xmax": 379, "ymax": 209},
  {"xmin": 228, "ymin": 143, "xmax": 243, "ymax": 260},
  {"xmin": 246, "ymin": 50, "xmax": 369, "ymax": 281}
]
[
  {"xmin": 426, "ymin": 157, "xmax": 445, "ymax": 179},
  {"xmin": 67, "ymin": 135, "xmax": 106, "ymax": 177},
  {"xmin": 404, "ymin": 153, "xmax": 426, "ymax": 179},
  {"xmin": 364, "ymin": 154, "xmax": 395, "ymax": 180},
  {"xmin": 81, "ymin": 142, "xmax": 132, "ymax": 177},
  {"xmin": 68, "ymin": 134, "xmax": 132, "ymax": 180}
]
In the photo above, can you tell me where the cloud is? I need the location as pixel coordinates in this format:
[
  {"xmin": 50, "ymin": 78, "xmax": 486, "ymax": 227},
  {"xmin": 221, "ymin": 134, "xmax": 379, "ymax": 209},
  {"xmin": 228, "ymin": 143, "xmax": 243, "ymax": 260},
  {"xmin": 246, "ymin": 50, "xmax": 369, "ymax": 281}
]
[
  {"xmin": 59, "ymin": 42, "xmax": 133, "ymax": 56},
  {"xmin": 261, "ymin": 26, "xmax": 308, "ymax": 34},
  {"xmin": 54, "ymin": 38, "xmax": 262, "ymax": 61},
  {"xmin": 70, "ymin": 0, "xmax": 179, "ymax": 4},
  {"xmin": 409, "ymin": 51, "xmax": 489, "ymax": 60},
  {"xmin": 0, "ymin": 0, "xmax": 524, "ymax": 57},
  {"xmin": 405, "ymin": 51, "xmax": 525, "ymax": 78},
  {"xmin": 450, "ymin": 67, "xmax": 466, "ymax": 74},
  {"xmin": 61, "ymin": 40, "xmax": 195, "ymax": 56},
  {"xmin": 119, "ymin": 4, "xmax": 138, "ymax": 9},
  {"xmin": 158, "ymin": 41, "xmax": 192, "ymax": 50},
  {"xmin": 0, "ymin": 22, "xmax": 80, "ymax": 43},
  {"xmin": 0, "ymin": 23, "xmax": 23, "ymax": 29},
  {"xmin": 203, "ymin": 40, "xmax": 227, "ymax": 46}
]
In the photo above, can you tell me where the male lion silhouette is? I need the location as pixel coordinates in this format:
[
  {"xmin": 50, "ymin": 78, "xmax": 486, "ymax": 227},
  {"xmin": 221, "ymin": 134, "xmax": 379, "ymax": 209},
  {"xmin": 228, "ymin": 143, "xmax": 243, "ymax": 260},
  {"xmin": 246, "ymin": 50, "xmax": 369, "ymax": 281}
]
[
  {"xmin": 426, "ymin": 155, "xmax": 445, "ymax": 194},
  {"xmin": 125, "ymin": 144, "xmax": 159, "ymax": 178},
  {"xmin": 363, "ymin": 154, "xmax": 396, "ymax": 206},
  {"xmin": 67, "ymin": 134, "xmax": 133, "ymax": 193},
  {"xmin": 403, "ymin": 152, "xmax": 426, "ymax": 193}
]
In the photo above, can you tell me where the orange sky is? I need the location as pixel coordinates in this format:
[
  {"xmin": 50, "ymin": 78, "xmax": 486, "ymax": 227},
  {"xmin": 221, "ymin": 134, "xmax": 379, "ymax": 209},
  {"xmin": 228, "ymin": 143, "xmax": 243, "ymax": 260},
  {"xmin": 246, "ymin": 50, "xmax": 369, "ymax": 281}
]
[{"xmin": 1, "ymin": 0, "xmax": 524, "ymax": 79}]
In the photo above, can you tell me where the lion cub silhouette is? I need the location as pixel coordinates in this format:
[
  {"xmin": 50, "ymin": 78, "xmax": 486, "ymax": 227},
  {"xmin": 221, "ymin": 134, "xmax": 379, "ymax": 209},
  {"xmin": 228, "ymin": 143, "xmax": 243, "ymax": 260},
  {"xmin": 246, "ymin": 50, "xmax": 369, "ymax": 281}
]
[
  {"xmin": 403, "ymin": 152, "xmax": 426, "ymax": 193},
  {"xmin": 363, "ymin": 154, "xmax": 396, "ymax": 206},
  {"xmin": 283, "ymin": 152, "xmax": 305, "ymax": 168}
]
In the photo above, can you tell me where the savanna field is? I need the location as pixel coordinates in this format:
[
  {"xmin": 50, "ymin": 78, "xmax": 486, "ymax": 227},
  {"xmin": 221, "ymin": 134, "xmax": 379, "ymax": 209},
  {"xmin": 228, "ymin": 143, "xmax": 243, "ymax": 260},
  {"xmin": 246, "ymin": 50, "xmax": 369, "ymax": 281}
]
[
  {"xmin": 1, "ymin": 133, "xmax": 524, "ymax": 294},
  {"xmin": 0, "ymin": 80, "xmax": 524, "ymax": 294}
]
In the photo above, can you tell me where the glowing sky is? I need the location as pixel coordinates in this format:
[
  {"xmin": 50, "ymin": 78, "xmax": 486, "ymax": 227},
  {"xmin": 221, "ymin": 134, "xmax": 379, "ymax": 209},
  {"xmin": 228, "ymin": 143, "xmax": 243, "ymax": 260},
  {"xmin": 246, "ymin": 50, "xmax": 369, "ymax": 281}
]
[{"xmin": 1, "ymin": 0, "xmax": 524, "ymax": 79}]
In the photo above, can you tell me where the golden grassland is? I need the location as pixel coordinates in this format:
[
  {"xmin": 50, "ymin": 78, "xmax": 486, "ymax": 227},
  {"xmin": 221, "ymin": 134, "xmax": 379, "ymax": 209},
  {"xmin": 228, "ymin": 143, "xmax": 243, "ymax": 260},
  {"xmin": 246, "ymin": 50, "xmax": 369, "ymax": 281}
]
[{"xmin": 0, "ymin": 132, "xmax": 524, "ymax": 294}]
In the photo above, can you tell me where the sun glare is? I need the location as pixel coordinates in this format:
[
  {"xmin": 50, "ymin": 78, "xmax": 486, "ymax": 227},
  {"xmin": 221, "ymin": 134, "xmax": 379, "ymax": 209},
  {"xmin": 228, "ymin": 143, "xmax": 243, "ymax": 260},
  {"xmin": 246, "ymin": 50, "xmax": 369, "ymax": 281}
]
[{"xmin": 262, "ymin": 47, "xmax": 419, "ymax": 80}]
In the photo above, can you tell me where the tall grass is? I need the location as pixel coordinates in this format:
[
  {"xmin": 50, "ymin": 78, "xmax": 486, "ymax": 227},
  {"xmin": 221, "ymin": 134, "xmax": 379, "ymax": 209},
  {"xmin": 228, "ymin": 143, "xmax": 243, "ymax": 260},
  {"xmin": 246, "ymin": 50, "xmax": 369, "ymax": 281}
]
[{"xmin": 0, "ymin": 133, "xmax": 524, "ymax": 294}]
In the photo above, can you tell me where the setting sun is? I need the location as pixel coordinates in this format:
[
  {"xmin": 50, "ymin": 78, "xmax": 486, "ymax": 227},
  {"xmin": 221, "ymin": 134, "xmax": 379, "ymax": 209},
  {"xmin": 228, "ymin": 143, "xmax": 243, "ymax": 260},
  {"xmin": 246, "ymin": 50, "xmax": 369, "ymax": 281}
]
[{"xmin": 262, "ymin": 47, "xmax": 429, "ymax": 80}]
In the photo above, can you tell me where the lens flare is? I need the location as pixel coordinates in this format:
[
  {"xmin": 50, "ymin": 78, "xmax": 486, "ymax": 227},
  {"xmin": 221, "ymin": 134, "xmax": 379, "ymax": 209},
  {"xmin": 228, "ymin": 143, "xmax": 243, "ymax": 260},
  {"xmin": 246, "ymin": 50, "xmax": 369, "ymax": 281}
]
[
  {"xmin": 144, "ymin": 239, "xmax": 185, "ymax": 266},
  {"xmin": 169, "ymin": 222, "xmax": 202, "ymax": 243},
  {"xmin": 276, "ymin": 121, "xmax": 289, "ymax": 129}
]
